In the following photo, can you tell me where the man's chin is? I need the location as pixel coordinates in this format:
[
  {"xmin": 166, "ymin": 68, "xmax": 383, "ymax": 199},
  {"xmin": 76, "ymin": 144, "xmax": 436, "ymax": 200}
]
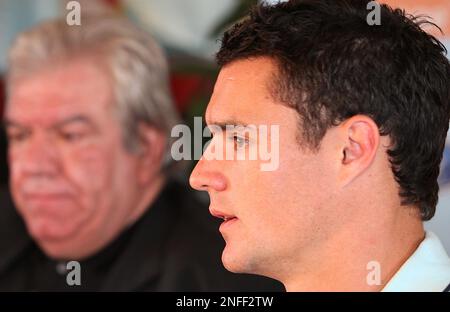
[
  {"xmin": 35, "ymin": 234, "xmax": 89, "ymax": 261},
  {"xmin": 28, "ymin": 220, "xmax": 103, "ymax": 260},
  {"xmin": 221, "ymin": 243, "xmax": 269, "ymax": 279},
  {"xmin": 27, "ymin": 219, "xmax": 81, "ymax": 246},
  {"xmin": 221, "ymin": 245, "xmax": 250, "ymax": 274}
]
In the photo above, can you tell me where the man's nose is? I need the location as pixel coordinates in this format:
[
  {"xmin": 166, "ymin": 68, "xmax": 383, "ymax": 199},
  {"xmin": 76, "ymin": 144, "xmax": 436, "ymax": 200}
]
[{"xmin": 189, "ymin": 157, "xmax": 227, "ymax": 192}]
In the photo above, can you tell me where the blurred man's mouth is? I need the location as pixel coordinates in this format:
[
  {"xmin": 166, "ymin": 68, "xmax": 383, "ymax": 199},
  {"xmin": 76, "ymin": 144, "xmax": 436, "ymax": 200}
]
[
  {"xmin": 24, "ymin": 204, "xmax": 82, "ymax": 243},
  {"xmin": 25, "ymin": 193, "xmax": 71, "ymax": 202},
  {"xmin": 21, "ymin": 193, "xmax": 79, "ymax": 231},
  {"xmin": 24, "ymin": 193, "xmax": 74, "ymax": 211}
]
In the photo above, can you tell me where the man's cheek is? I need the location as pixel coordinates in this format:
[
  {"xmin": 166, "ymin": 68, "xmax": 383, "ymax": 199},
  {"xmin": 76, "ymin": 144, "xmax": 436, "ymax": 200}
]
[
  {"xmin": 8, "ymin": 148, "xmax": 24, "ymax": 178},
  {"xmin": 9, "ymin": 156, "xmax": 28, "ymax": 203},
  {"xmin": 9, "ymin": 158, "xmax": 21, "ymax": 186},
  {"xmin": 62, "ymin": 147, "xmax": 114, "ymax": 192}
]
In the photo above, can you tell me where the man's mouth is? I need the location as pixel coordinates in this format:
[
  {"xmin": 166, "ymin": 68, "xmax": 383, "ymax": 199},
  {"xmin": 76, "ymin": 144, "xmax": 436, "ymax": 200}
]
[
  {"xmin": 209, "ymin": 208, "xmax": 238, "ymax": 232},
  {"xmin": 222, "ymin": 216, "xmax": 237, "ymax": 222},
  {"xmin": 210, "ymin": 208, "xmax": 236, "ymax": 220},
  {"xmin": 21, "ymin": 192, "xmax": 77, "ymax": 221},
  {"xmin": 25, "ymin": 193, "xmax": 71, "ymax": 201}
]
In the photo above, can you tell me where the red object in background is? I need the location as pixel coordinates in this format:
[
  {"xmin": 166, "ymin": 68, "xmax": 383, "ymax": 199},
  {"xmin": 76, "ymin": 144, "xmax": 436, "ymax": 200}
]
[
  {"xmin": 103, "ymin": 0, "xmax": 121, "ymax": 10},
  {"xmin": 170, "ymin": 74, "xmax": 206, "ymax": 113}
]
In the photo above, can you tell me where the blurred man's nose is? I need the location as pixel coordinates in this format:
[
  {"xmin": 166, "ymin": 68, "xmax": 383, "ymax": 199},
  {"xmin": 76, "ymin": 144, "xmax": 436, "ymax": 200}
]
[
  {"xmin": 189, "ymin": 157, "xmax": 227, "ymax": 193},
  {"xmin": 17, "ymin": 134, "xmax": 60, "ymax": 177}
]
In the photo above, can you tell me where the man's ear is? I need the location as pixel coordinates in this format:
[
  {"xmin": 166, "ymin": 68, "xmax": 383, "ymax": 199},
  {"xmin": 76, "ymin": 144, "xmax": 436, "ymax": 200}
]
[
  {"xmin": 136, "ymin": 123, "xmax": 166, "ymax": 184},
  {"xmin": 339, "ymin": 115, "xmax": 380, "ymax": 186}
]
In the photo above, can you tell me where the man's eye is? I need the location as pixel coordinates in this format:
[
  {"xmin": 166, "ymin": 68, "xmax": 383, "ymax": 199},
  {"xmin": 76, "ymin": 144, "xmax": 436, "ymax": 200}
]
[
  {"xmin": 232, "ymin": 135, "xmax": 248, "ymax": 149},
  {"xmin": 7, "ymin": 131, "xmax": 30, "ymax": 143},
  {"xmin": 60, "ymin": 131, "xmax": 85, "ymax": 142}
]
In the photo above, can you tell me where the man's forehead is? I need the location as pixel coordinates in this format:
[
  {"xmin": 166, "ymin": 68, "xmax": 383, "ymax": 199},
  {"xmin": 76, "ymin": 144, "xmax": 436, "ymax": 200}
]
[
  {"xmin": 216, "ymin": 57, "xmax": 277, "ymax": 86},
  {"xmin": 6, "ymin": 59, "xmax": 113, "ymax": 125},
  {"xmin": 205, "ymin": 57, "xmax": 279, "ymax": 126},
  {"xmin": 10, "ymin": 59, "xmax": 110, "ymax": 100}
]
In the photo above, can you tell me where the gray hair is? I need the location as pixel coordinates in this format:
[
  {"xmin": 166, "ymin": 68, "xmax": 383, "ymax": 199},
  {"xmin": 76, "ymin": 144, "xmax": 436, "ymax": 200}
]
[{"xmin": 6, "ymin": 15, "xmax": 180, "ymax": 169}]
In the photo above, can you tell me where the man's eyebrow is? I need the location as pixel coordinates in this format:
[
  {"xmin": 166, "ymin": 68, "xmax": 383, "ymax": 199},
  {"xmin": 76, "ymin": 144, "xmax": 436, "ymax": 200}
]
[
  {"xmin": 207, "ymin": 120, "xmax": 251, "ymax": 131},
  {"xmin": 2, "ymin": 116, "xmax": 96, "ymax": 131},
  {"xmin": 51, "ymin": 115, "xmax": 94, "ymax": 129}
]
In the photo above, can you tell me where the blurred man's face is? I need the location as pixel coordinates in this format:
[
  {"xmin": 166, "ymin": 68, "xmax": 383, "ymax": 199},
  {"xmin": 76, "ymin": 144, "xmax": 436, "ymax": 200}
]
[
  {"xmin": 190, "ymin": 57, "xmax": 341, "ymax": 280},
  {"xmin": 5, "ymin": 58, "xmax": 146, "ymax": 260}
]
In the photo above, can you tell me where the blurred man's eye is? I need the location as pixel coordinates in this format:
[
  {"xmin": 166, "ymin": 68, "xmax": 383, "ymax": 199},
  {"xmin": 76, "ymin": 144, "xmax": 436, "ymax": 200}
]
[
  {"xmin": 6, "ymin": 129, "xmax": 31, "ymax": 143},
  {"xmin": 55, "ymin": 117, "xmax": 96, "ymax": 143},
  {"xmin": 59, "ymin": 130, "xmax": 87, "ymax": 142},
  {"xmin": 58, "ymin": 125, "xmax": 91, "ymax": 143}
]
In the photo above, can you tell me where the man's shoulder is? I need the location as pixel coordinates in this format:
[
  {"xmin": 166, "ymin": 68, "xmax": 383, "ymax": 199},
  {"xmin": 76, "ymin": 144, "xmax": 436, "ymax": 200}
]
[
  {"xmin": 0, "ymin": 185, "xmax": 28, "ymax": 238},
  {"xmin": 0, "ymin": 185, "xmax": 34, "ymax": 281}
]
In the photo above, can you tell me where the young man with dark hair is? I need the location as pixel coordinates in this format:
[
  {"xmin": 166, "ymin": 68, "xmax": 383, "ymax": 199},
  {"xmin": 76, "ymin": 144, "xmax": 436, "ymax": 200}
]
[{"xmin": 190, "ymin": 0, "xmax": 450, "ymax": 291}]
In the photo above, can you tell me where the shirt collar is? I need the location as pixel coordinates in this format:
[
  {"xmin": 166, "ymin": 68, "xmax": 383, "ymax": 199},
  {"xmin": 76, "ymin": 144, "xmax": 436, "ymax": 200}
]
[{"xmin": 382, "ymin": 231, "xmax": 450, "ymax": 292}]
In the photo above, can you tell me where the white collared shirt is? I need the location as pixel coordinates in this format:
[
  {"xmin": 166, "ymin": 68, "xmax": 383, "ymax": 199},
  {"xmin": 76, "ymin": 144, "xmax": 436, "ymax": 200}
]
[{"xmin": 382, "ymin": 231, "xmax": 450, "ymax": 292}]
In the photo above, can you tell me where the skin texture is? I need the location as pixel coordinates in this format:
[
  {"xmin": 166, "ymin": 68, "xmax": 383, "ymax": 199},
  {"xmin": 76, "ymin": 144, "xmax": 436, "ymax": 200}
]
[
  {"xmin": 5, "ymin": 57, "xmax": 166, "ymax": 260},
  {"xmin": 190, "ymin": 57, "xmax": 424, "ymax": 291}
]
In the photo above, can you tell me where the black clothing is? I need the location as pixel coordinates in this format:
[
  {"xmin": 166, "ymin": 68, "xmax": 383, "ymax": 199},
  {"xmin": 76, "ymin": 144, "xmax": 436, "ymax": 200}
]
[{"xmin": 0, "ymin": 181, "xmax": 283, "ymax": 291}]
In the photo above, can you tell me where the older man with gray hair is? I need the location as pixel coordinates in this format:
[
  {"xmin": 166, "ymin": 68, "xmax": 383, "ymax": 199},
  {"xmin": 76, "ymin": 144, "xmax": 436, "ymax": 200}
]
[{"xmin": 0, "ymin": 15, "xmax": 282, "ymax": 291}]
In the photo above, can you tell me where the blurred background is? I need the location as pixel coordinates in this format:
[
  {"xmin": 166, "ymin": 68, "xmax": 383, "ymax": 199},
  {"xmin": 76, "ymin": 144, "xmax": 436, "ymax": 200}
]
[{"xmin": 0, "ymin": 0, "xmax": 449, "ymax": 251}]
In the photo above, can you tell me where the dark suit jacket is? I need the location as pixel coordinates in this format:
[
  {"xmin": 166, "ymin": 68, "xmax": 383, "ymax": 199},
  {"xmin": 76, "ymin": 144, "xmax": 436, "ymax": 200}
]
[{"xmin": 0, "ymin": 181, "xmax": 283, "ymax": 291}]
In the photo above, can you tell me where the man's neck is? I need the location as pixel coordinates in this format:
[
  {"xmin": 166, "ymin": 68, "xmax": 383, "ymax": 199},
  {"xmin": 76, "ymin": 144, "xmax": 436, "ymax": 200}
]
[
  {"xmin": 283, "ymin": 206, "xmax": 425, "ymax": 292},
  {"xmin": 125, "ymin": 174, "xmax": 166, "ymax": 228}
]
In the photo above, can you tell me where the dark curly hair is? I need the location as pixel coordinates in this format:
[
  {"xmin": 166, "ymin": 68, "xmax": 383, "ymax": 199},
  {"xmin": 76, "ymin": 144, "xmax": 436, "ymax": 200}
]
[{"xmin": 216, "ymin": 0, "xmax": 450, "ymax": 220}]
